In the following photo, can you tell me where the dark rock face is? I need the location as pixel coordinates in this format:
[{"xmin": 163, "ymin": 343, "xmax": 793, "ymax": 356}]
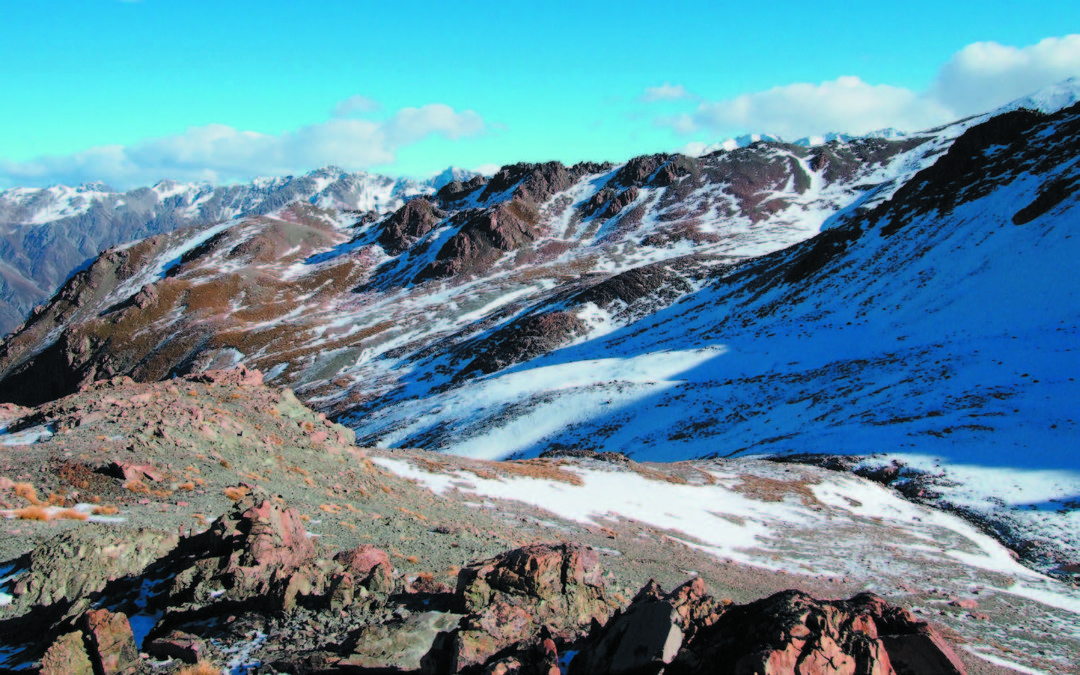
[
  {"xmin": 582, "ymin": 187, "xmax": 640, "ymax": 219},
  {"xmin": 879, "ymin": 104, "xmax": 1080, "ymax": 236},
  {"xmin": 378, "ymin": 198, "xmax": 446, "ymax": 255},
  {"xmin": 456, "ymin": 311, "xmax": 586, "ymax": 378}
]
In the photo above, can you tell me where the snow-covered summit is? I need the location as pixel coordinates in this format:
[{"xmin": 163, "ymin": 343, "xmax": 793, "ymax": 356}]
[{"xmin": 995, "ymin": 76, "xmax": 1080, "ymax": 115}]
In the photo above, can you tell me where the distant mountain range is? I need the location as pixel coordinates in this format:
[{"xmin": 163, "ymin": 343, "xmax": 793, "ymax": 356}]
[
  {"xmin": 1, "ymin": 81, "xmax": 1079, "ymax": 575},
  {"xmin": 0, "ymin": 166, "xmax": 477, "ymax": 333}
]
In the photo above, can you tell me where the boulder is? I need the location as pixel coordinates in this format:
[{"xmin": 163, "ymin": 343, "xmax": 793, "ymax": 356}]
[
  {"xmin": 340, "ymin": 611, "xmax": 464, "ymax": 672},
  {"xmin": 81, "ymin": 609, "xmax": 139, "ymax": 674},
  {"xmin": 334, "ymin": 544, "xmax": 394, "ymax": 594},
  {"xmin": 39, "ymin": 631, "xmax": 94, "ymax": 675},
  {"xmin": 667, "ymin": 590, "xmax": 965, "ymax": 675},
  {"xmin": 445, "ymin": 543, "xmax": 616, "ymax": 672}
]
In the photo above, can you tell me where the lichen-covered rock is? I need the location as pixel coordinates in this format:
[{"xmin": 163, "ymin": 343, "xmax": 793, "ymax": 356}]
[
  {"xmin": 39, "ymin": 631, "xmax": 94, "ymax": 675},
  {"xmin": 81, "ymin": 608, "xmax": 139, "ymax": 675},
  {"xmin": 6, "ymin": 527, "xmax": 177, "ymax": 612},
  {"xmin": 445, "ymin": 543, "xmax": 617, "ymax": 672},
  {"xmin": 340, "ymin": 611, "xmax": 464, "ymax": 672}
]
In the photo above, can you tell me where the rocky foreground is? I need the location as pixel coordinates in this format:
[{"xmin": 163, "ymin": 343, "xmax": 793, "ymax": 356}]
[
  {"xmin": 0, "ymin": 369, "xmax": 1070, "ymax": 673},
  {"xmin": 3, "ymin": 495, "xmax": 966, "ymax": 675}
]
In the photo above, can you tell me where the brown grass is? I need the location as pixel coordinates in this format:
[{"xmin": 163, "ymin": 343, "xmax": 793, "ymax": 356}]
[
  {"xmin": 223, "ymin": 486, "xmax": 250, "ymax": 501},
  {"xmin": 629, "ymin": 465, "xmax": 689, "ymax": 485},
  {"xmin": 730, "ymin": 474, "xmax": 821, "ymax": 507},
  {"xmin": 499, "ymin": 459, "xmax": 584, "ymax": 486},
  {"xmin": 175, "ymin": 662, "xmax": 220, "ymax": 675},
  {"xmin": 124, "ymin": 480, "xmax": 150, "ymax": 494},
  {"xmin": 56, "ymin": 508, "xmax": 88, "ymax": 521},
  {"xmin": 13, "ymin": 482, "xmax": 41, "ymax": 505},
  {"xmin": 14, "ymin": 506, "xmax": 49, "ymax": 521}
]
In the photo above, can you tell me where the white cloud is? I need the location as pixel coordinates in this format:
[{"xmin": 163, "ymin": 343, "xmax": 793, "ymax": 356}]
[
  {"xmin": 654, "ymin": 35, "xmax": 1080, "ymax": 139},
  {"xmin": 641, "ymin": 83, "xmax": 694, "ymax": 102},
  {"xmin": 687, "ymin": 76, "xmax": 953, "ymax": 139},
  {"xmin": 0, "ymin": 100, "xmax": 489, "ymax": 189},
  {"xmin": 333, "ymin": 94, "xmax": 381, "ymax": 117},
  {"xmin": 930, "ymin": 35, "xmax": 1080, "ymax": 115}
]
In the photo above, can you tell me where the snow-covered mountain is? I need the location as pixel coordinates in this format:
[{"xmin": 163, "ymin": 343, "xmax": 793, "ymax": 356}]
[
  {"xmin": 0, "ymin": 166, "xmax": 477, "ymax": 334},
  {"xmin": 1, "ymin": 82, "xmax": 1078, "ymax": 575}
]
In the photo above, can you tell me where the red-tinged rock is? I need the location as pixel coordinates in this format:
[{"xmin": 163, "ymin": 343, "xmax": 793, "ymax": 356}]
[
  {"xmin": 82, "ymin": 609, "xmax": 138, "ymax": 674},
  {"xmin": 104, "ymin": 462, "xmax": 164, "ymax": 483},
  {"xmin": 309, "ymin": 430, "xmax": 329, "ymax": 445},
  {"xmin": 39, "ymin": 631, "xmax": 94, "ymax": 675},
  {"xmin": 949, "ymin": 598, "xmax": 978, "ymax": 610},
  {"xmin": 240, "ymin": 499, "xmax": 316, "ymax": 572},
  {"xmin": 796, "ymin": 634, "xmax": 856, "ymax": 675},
  {"xmin": 457, "ymin": 542, "xmax": 608, "ymax": 624},
  {"xmin": 334, "ymin": 544, "xmax": 394, "ymax": 593},
  {"xmin": 441, "ymin": 543, "xmax": 617, "ymax": 672}
]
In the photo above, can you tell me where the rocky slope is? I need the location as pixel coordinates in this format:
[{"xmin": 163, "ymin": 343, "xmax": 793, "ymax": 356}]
[
  {"xmin": 1, "ymin": 368, "xmax": 1072, "ymax": 673},
  {"xmin": 0, "ymin": 166, "xmax": 474, "ymax": 334},
  {"xmin": 0, "ymin": 129, "xmax": 938, "ymax": 410}
]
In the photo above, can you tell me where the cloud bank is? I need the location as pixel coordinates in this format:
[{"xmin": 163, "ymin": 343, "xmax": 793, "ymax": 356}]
[
  {"xmin": 654, "ymin": 35, "xmax": 1080, "ymax": 139},
  {"xmin": 0, "ymin": 100, "xmax": 487, "ymax": 189}
]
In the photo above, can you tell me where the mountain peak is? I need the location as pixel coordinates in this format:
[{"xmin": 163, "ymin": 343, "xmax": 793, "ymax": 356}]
[{"xmin": 994, "ymin": 76, "xmax": 1080, "ymax": 115}]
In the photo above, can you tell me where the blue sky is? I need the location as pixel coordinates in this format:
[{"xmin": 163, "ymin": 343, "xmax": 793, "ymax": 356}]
[{"xmin": 2, "ymin": 1, "xmax": 1079, "ymax": 188}]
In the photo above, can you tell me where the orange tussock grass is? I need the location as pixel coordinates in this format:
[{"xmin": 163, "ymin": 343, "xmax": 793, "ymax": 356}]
[
  {"xmin": 92, "ymin": 505, "xmax": 119, "ymax": 515},
  {"xmin": 175, "ymin": 662, "xmax": 220, "ymax": 675},
  {"xmin": 303, "ymin": 477, "xmax": 316, "ymax": 487},
  {"xmin": 405, "ymin": 555, "xmax": 419, "ymax": 564},
  {"xmin": 319, "ymin": 504, "xmax": 342, "ymax": 513},
  {"xmin": 178, "ymin": 482, "xmax": 196, "ymax": 492},
  {"xmin": 14, "ymin": 506, "xmax": 49, "ymax": 521},
  {"xmin": 47, "ymin": 493, "xmax": 68, "ymax": 507},
  {"xmin": 218, "ymin": 459, "xmax": 232, "ymax": 469},
  {"xmin": 223, "ymin": 486, "xmax": 250, "ymax": 501},
  {"xmin": 14, "ymin": 483, "xmax": 42, "ymax": 505},
  {"xmin": 56, "ymin": 508, "xmax": 88, "ymax": 521},
  {"xmin": 124, "ymin": 480, "xmax": 150, "ymax": 494}
]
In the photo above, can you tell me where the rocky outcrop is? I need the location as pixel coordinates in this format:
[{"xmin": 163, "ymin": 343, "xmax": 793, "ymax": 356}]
[
  {"xmin": 572, "ymin": 583, "xmax": 967, "ymax": 675},
  {"xmin": 455, "ymin": 311, "xmax": 586, "ymax": 378},
  {"xmin": 2, "ymin": 527, "xmax": 178, "ymax": 615},
  {"xmin": 445, "ymin": 543, "xmax": 616, "ymax": 671},
  {"xmin": 378, "ymin": 198, "xmax": 447, "ymax": 255},
  {"xmin": 1, "ymin": 514, "xmax": 968, "ymax": 675}
]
